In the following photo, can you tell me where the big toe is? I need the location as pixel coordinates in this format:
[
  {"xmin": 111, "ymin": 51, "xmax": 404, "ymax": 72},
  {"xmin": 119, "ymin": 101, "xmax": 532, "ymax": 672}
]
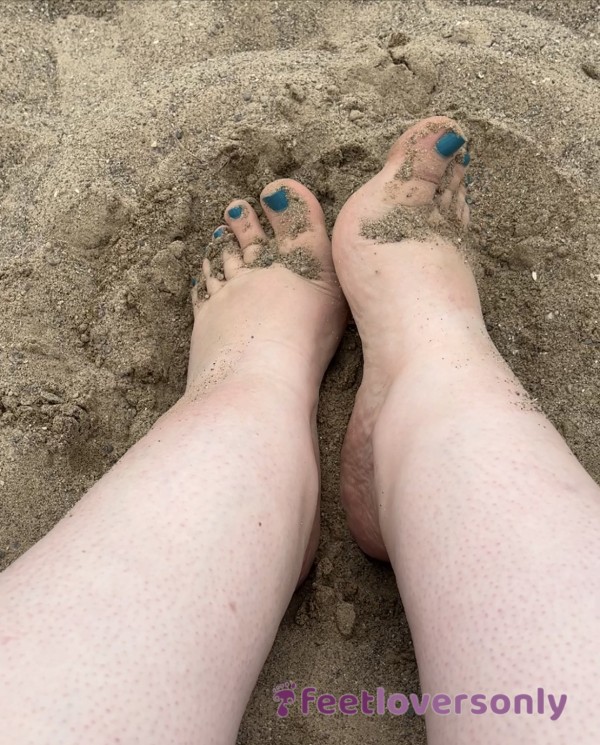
[
  {"xmin": 385, "ymin": 115, "xmax": 468, "ymax": 187},
  {"xmin": 260, "ymin": 179, "xmax": 334, "ymax": 275}
]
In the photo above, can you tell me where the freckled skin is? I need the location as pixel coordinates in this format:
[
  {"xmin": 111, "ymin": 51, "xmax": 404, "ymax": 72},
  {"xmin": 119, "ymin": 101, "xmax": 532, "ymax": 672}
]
[
  {"xmin": 0, "ymin": 179, "xmax": 346, "ymax": 745},
  {"xmin": 333, "ymin": 116, "xmax": 600, "ymax": 744}
]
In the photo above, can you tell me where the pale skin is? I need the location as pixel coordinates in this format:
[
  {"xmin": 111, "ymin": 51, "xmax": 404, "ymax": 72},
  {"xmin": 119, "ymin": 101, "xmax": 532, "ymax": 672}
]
[{"xmin": 0, "ymin": 116, "xmax": 599, "ymax": 744}]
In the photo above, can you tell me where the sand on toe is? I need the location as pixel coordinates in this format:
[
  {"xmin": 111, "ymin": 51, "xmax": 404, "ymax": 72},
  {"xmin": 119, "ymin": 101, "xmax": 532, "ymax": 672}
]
[{"xmin": 0, "ymin": 2, "xmax": 599, "ymax": 744}]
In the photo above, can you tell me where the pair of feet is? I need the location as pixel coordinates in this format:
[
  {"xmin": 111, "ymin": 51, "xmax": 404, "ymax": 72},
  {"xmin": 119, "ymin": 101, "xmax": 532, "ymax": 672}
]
[{"xmin": 188, "ymin": 115, "xmax": 478, "ymax": 569}]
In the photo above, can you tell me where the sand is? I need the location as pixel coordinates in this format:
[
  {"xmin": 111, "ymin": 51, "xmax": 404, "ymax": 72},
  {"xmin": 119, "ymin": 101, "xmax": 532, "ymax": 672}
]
[{"xmin": 0, "ymin": 0, "xmax": 599, "ymax": 741}]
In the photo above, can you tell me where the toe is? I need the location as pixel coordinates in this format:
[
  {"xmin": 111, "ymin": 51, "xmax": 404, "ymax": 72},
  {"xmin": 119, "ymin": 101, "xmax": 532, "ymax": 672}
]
[
  {"xmin": 444, "ymin": 152, "xmax": 470, "ymax": 194},
  {"xmin": 191, "ymin": 278, "xmax": 200, "ymax": 311},
  {"xmin": 437, "ymin": 150, "xmax": 470, "ymax": 213},
  {"xmin": 222, "ymin": 247, "xmax": 245, "ymax": 279},
  {"xmin": 224, "ymin": 199, "xmax": 267, "ymax": 263},
  {"xmin": 461, "ymin": 201, "xmax": 471, "ymax": 228},
  {"xmin": 457, "ymin": 185, "xmax": 470, "ymax": 227},
  {"xmin": 259, "ymin": 178, "xmax": 332, "ymax": 268},
  {"xmin": 439, "ymin": 183, "xmax": 468, "ymax": 220},
  {"xmin": 202, "ymin": 258, "xmax": 224, "ymax": 295},
  {"xmin": 385, "ymin": 115, "xmax": 468, "ymax": 193},
  {"xmin": 212, "ymin": 224, "xmax": 229, "ymax": 240}
]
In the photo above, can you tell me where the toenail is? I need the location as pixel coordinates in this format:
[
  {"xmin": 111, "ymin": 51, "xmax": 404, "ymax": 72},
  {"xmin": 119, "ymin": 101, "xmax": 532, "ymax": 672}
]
[
  {"xmin": 262, "ymin": 188, "xmax": 289, "ymax": 212},
  {"xmin": 213, "ymin": 227, "xmax": 226, "ymax": 238},
  {"xmin": 462, "ymin": 152, "xmax": 471, "ymax": 167},
  {"xmin": 435, "ymin": 131, "xmax": 466, "ymax": 157},
  {"xmin": 191, "ymin": 278, "xmax": 197, "ymax": 286},
  {"xmin": 227, "ymin": 205, "xmax": 243, "ymax": 219}
]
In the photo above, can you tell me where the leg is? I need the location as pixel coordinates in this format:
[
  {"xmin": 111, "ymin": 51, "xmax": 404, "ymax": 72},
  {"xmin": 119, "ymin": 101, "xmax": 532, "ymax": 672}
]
[
  {"xmin": 0, "ymin": 179, "xmax": 346, "ymax": 745},
  {"xmin": 333, "ymin": 117, "xmax": 600, "ymax": 743}
]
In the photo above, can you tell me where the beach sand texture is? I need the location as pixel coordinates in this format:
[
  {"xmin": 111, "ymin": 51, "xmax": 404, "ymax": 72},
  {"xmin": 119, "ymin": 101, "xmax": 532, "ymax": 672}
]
[{"xmin": 0, "ymin": 1, "xmax": 598, "ymax": 742}]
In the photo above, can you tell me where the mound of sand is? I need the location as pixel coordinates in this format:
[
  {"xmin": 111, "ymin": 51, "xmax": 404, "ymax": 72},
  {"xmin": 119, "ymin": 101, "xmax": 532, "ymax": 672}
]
[{"xmin": 0, "ymin": 1, "xmax": 598, "ymax": 742}]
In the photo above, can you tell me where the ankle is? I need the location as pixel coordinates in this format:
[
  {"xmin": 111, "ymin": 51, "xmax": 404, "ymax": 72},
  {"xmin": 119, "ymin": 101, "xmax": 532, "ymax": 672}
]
[
  {"xmin": 377, "ymin": 330, "xmax": 513, "ymax": 424},
  {"xmin": 369, "ymin": 330, "xmax": 521, "ymax": 506},
  {"xmin": 362, "ymin": 309, "xmax": 490, "ymax": 383},
  {"xmin": 184, "ymin": 358, "xmax": 319, "ymax": 416}
]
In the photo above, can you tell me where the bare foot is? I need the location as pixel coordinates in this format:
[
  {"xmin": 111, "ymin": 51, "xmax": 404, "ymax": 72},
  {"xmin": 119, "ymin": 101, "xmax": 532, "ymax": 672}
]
[
  {"xmin": 332, "ymin": 116, "xmax": 479, "ymax": 561},
  {"xmin": 188, "ymin": 179, "xmax": 347, "ymax": 580}
]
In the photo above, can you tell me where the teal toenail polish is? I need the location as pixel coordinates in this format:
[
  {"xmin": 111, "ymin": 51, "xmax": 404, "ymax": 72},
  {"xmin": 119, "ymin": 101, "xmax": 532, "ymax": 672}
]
[
  {"xmin": 213, "ymin": 227, "xmax": 225, "ymax": 238},
  {"xmin": 462, "ymin": 152, "xmax": 471, "ymax": 167},
  {"xmin": 263, "ymin": 188, "xmax": 288, "ymax": 212},
  {"xmin": 191, "ymin": 278, "xmax": 197, "ymax": 286},
  {"xmin": 227, "ymin": 205, "xmax": 243, "ymax": 219},
  {"xmin": 435, "ymin": 131, "xmax": 466, "ymax": 157}
]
